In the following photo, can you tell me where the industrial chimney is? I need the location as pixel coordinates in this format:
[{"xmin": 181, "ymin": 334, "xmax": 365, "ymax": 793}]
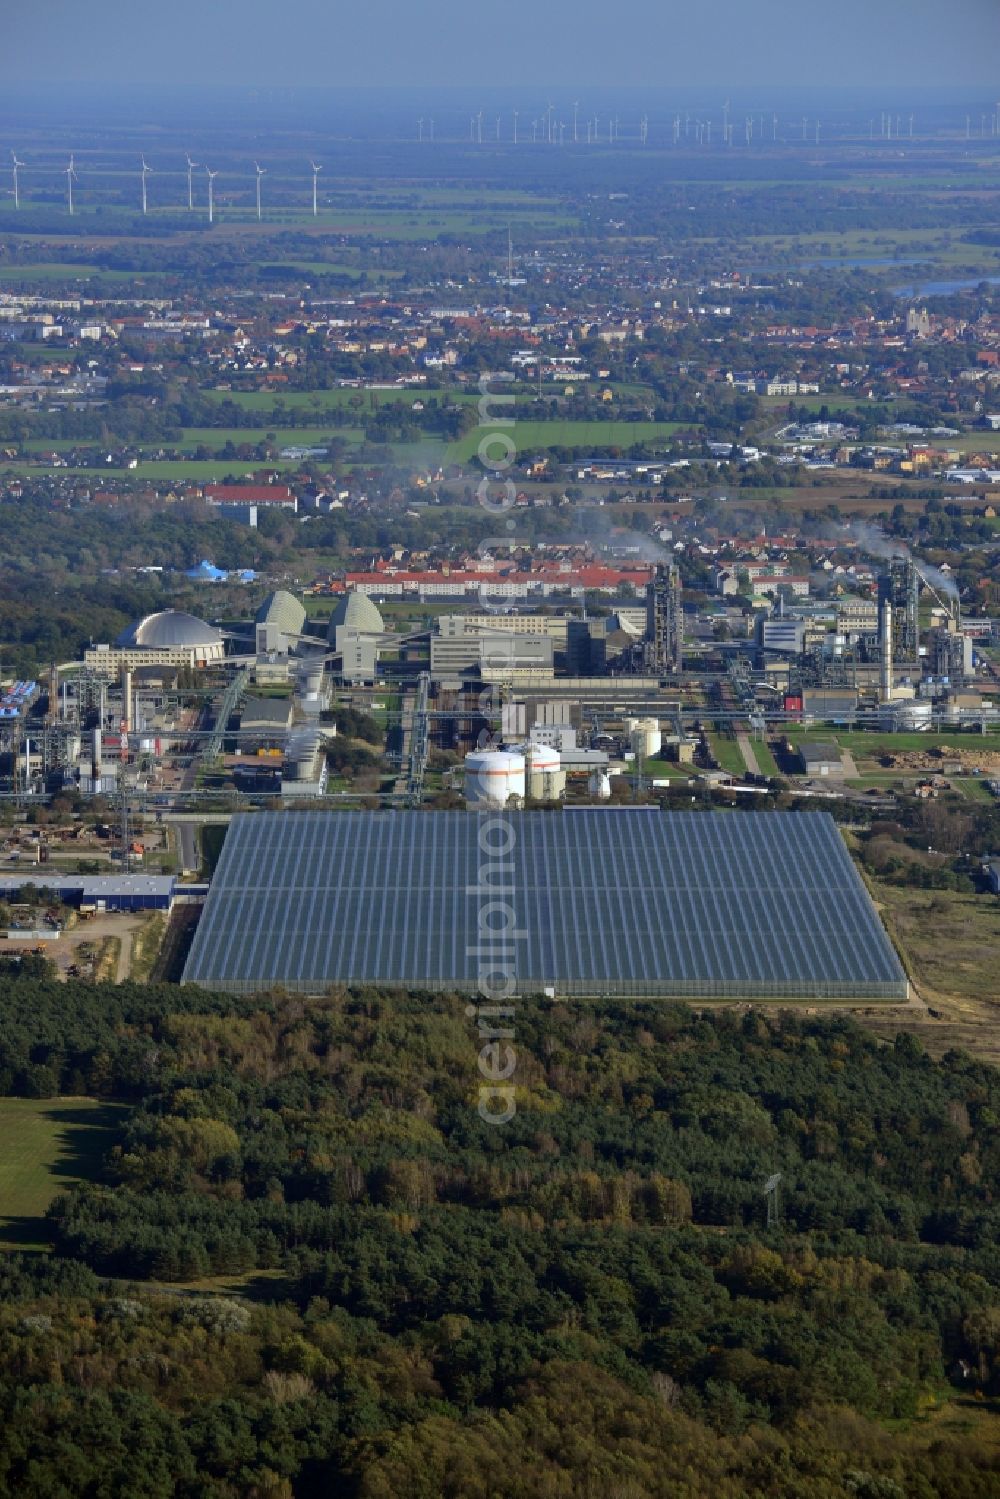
[{"xmin": 879, "ymin": 598, "xmax": 893, "ymax": 702}]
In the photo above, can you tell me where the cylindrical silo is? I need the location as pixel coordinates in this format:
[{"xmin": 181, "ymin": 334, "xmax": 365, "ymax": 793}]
[{"xmin": 465, "ymin": 750, "xmax": 526, "ymax": 808}]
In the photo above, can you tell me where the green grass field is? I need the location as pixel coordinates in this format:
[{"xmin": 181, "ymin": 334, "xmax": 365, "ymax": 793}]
[
  {"xmin": 446, "ymin": 419, "xmax": 684, "ymax": 463},
  {"xmin": 640, "ymin": 757, "xmax": 696, "ymax": 781},
  {"xmin": 754, "ymin": 740, "xmax": 780, "ymax": 777},
  {"xmin": 0, "ymin": 1097, "xmax": 126, "ymax": 1251},
  {"xmin": 258, "ymin": 260, "xmax": 404, "ymax": 280},
  {"xmin": 0, "ymin": 262, "xmax": 165, "ymax": 283},
  {"xmin": 179, "ymin": 425, "xmax": 362, "ymax": 450},
  {"xmin": 707, "ymin": 733, "xmax": 748, "ymax": 777},
  {"xmin": 198, "ymin": 385, "xmax": 593, "ymax": 413},
  {"xmin": 0, "ymin": 458, "xmax": 303, "ymax": 481},
  {"xmin": 781, "ymin": 726, "xmax": 1000, "ymax": 757}
]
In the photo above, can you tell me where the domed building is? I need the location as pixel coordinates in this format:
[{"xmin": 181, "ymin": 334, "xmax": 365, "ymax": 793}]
[
  {"xmin": 328, "ymin": 591, "xmax": 385, "ymax": 685},
  {"xmin": 326, "ymin": 591, "xmax": 384, "ymax": 644},
  {"xmin": 85, "ymin": 610, "xmax": 226, "ymax": 673},
  {"xmin": 255, "ymin": 590, "xmax": 307, "ymax": 656}
]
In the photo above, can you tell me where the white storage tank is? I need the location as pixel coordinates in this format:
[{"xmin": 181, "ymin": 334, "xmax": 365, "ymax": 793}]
[
  {"xmin": 465, "ymin": 750, "xmax": 526, "ymax": 807},
  {"xmin": 524, "ymin": 741, "xmax": 565, "ymax": 802},
  {"xmin": 525, "ymin": 741, "xmax": 561, "ymax": 773},
  {"xmin": 880, "ymin": 700, "xmax": 933, "ymax": 732}
]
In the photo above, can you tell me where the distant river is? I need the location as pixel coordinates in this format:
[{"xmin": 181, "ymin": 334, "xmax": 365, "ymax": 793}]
[
  {"xmin": 893, "ymin": 275, "xmax": 1000, "ymax": 297},
  {"xmin": 798, "ymin": 256, "xmax": 921, "ymax": 269}
]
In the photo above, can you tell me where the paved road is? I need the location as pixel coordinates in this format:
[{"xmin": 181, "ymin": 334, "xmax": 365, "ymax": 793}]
[
  {"xmin": 176, "ymin": 822, "xmax": 199, "ymax": 874},
  {"xmin": 736, "ymin": 733, "xmax": 761, "ymax": 777}
]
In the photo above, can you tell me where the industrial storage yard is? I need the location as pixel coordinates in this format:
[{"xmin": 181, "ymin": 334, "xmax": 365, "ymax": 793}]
[{"xmin": 182, "ymin": 808, "xmax": 908, "ymax": 1000}]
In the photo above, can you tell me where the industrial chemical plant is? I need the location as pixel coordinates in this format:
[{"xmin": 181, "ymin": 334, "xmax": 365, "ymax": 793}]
[{"xmin": 0, "ymin": 553, "xmax": 997, "ymax": 817}]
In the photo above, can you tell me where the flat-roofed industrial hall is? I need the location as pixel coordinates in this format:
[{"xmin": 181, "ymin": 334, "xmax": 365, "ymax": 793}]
[{"xmin": 182, "ymin": 809, "xmax": 907, "ymax": 1001}]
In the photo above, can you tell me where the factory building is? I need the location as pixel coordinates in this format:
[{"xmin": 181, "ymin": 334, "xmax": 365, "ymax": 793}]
[
  {"xmin": 931, "ymin": 623, "xmax": 974, "ymax": 683},
  {"xmin": 0, "ymin": 873, "xmax": 180, "ymax": 912},
  {"xmin": 565, "ymin": 618, "xmax": 608, "ymax": 675},
  {"xmin": 85, "ymin": 611, "xmax": 226, "ymax": 674},
  {"xmin": 280, "ymin": 728, "xmax": 330, "ymax": 798},
  {"xmin": 430, "ymin": 621, "xmax": 554, "ymax": 687},
  {"xmin": 877, "ymin": 559, "xmax": 920, "ymax": 666},
  {"xmin": 437, "ymin": 613, "xmax": 571, "ymax": 649},
  {"xmin": 757, "ymin": 617, "xmax": 806, "ymax": 657},
  {"xmin": 796, "ymin": 741, "xmax": 845, "ymax": 778},
  {"xmin": 645, "ymin": 563, "xmax": 683, "ymax": 673}
]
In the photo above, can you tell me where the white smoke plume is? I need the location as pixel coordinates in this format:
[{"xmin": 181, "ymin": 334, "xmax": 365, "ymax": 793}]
[{"xmin": 849, "ymin": 523, "xmax": 959, "ymax": 600}]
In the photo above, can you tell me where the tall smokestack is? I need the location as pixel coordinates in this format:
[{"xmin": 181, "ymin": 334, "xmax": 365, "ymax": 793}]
[
  {"xmin": 880, "ymin": 599, "xmax": 893, "ymax": 701},
  {"xmin": 91, "ymin": 727, "xmax": 102, "ymax": 785},
  {"xmin": 120, "ymin": 668, "xmax": 132, "ymax": 762}
]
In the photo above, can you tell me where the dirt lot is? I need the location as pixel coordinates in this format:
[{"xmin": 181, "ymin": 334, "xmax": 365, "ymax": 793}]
[
  {"xmin": 859, "ymin": 882, "xmax": 1000, "ymax": 1064},
  {"xmin": 39, "ymin": 911, "xmax": 158, "ymax": 984}
]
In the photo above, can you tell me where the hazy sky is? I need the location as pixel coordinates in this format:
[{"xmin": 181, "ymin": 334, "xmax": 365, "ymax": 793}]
[{"xmin": 4, "ymin": 0, "xmax": 999, "ymax": 92}]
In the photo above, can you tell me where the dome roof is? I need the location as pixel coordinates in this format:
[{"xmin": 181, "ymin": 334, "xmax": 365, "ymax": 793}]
[
  {"xmin": 255, "ymin": 589, "xmax": 306, "ymax": 637},
  {"xmin": 327, "ymin": 591, "xmax": 384, "ymax": 642},
  {"xmin": 116, "ymin": 609, "xmax": 224, "ymax": 650}
]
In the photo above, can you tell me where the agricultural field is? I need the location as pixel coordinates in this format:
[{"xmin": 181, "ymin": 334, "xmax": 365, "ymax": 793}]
[
  {"xmin": 738, "ymin": 225, "xmax": 1000, "ymax": 275},
  {"xmin": 0, "ymin": 262, "xmax": 165, "ymax": 283},
  {"xmin": 257, "ymin": 260, "xmax": 404, "ymax": 281},
  {"xmin": 197, "ymin": 384, "xmax": 612, "ymax": 413},
  {"xmin": 0, "ymin": 458, "xmax": 305, "ymax": 481},
  {"xmin": 177, "ymin": 425, "xmax": 361, "ymax": 450},
  {"xmin": 928, "ymin": 430, "xmax": 1000, "ymax": 454},
  {"xmin": 446, "ymin": 418, "xmax": 685, "ymax": 462},
  {"xmin": 0, "ymin": 1097, "xmax": 126, "ymax": 1251}
]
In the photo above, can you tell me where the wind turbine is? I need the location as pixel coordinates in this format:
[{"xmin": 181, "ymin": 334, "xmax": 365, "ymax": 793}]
[
  {"xmin": 140, "ymin": 155, "xmax": 153, "ymax": 215},
  {"xmin": 513, "ymin": 108, "xmax": 518, "ymax": 145},
  {"xmin": 205, "ymin": 165, "xmax": 218, "ymax": 224},
  {"xmin": 185, "ymin": 155, "xmax": 198, "ymax": 210},
  {"xmin": 254, "ymin": 161, "xmax": 266, "ymax": 221},
  {"xmin": 310, "ymin": 160, "xmax": 322, "ymax": 216},
  {"xmin": 573, "ymin": 100, "xmax": 579, "ymax": 143},
  {"xmin": 417, "ymin": 117, "xmax": 423, "ymax": 142},
  {"xmin": 11, "ymin": 151, "xmax": 24, "ymax": 210},
  {"xmin": 65, "ymin": 154, "xmax": 77, "ymax": 216}
]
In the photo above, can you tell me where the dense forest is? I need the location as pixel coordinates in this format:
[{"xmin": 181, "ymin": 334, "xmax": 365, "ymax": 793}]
[{"xmin": 4, "ymin": 978, "xmax": 1000, "ymax": 1493}]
